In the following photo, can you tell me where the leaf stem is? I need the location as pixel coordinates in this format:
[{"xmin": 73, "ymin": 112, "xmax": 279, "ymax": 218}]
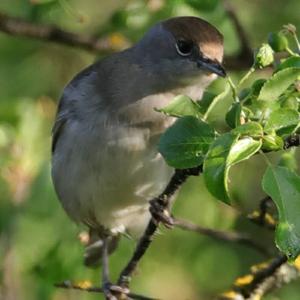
[
  {"xmin": 237, "ymin": 66, "xmax": 256, "ymax": 88},
  {"xmin": 292, "ymin": 32, "xmax": 300, "ymax": 53},
  {"xmin": 227, "ymin": 76, "xmax": 239, "ymax": 103},
  {"xmin": 260, "ymin": 150, "xmax": 272, "ymax": 166},
  {"xmin": 285, "ymin": 47, "xmax": 298, "ymax": 56}
]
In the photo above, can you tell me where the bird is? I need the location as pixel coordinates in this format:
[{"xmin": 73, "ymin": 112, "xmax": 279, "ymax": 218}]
[{"xmin": 51, "ymin": 16, "xmax": 225, "ymax": 299}]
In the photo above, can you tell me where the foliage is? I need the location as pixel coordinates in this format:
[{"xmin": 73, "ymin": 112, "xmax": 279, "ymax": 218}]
[
  {"xmin": 159, "ymin": 25, "xmax": 300, "ymax": 259},
  {"xmin": 1, "ymin": 1, "xmax": 300, "ymax": 300}
]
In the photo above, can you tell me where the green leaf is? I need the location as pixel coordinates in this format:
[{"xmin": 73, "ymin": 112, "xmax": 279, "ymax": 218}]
[
  {"xmin": 226, "ymin": 103, "xmax": 242, "ymax": 128},
  {"xmin": 203, "ymin": 83, "xmax": 231, "ymax": 120},
  {"xmin": 262, "ymin": 165, "xmax": 300, "ymax": 260},
  {"xmin": 279, "ymin": 149, "xmax": 297, "ymax": 172},
  {"xmin": 262, "ymin": 135, "xmax": 284, "ymax": 151},
  {"xmin": 204, "ymin": 133, "xmax": 261, "ymax": 203},
  {"xmin": 268, "ymin": 32, "xmax": 289, "ymax": 52},
  {"xmin": 232, "ymin": 122, "xmax": 263, "ymax": 137},
  {"xmin": 264, "ymin": 108, "xmax": 299, "ymax": 135},
  {"xmin": 155, "ymin": 95, "xmax": 202, "ymax": 118},
  {"xmin": 277, "ymin": 57, "xmax": 300, "ymax": 71},
  {"xmin": 197, "ymin": 91, "xmax": 217, "ymax": 114},
  {"xmin": 251, "ymin": 79, "xmax": 267, "ymax": 97},
  {"xmin": 281, "ymin": 96, "xmax": 299, "ymax": 110},
  {"xmin": 247, "ymin": 99, "xmax": 281, "ymax": 121},
  {"xmin": 158, "ymin": 116, "xmax": 215, "ymax": 169},
  {"xmin": 227, "ymin": 137, "xmax": 262, "ymax": 166},
  {"xmin": 258, "ymin": 67, "xmax": 300, "ymax": 101}
]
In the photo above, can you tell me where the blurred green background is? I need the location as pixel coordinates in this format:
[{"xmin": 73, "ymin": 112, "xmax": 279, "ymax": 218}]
[{"xmin": 0, "ymin": 1, "xmax": 299, "ymax": 300}]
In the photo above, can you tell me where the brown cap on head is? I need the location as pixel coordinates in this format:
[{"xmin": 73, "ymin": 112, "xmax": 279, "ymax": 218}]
[{"xmin": 162, "ymin": 16, "xmax": 224, "ymax": 63}]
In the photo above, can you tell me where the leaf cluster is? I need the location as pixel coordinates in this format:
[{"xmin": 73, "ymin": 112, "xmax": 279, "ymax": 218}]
[{"xmin": 158, "ymin": 25, "xmax": 300, "ymax": 259}]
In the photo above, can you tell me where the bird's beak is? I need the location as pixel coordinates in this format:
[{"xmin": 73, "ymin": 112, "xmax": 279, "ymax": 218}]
[{"xmin": 197, "ymin": 58, "xmax": 226, "ymax": 77}]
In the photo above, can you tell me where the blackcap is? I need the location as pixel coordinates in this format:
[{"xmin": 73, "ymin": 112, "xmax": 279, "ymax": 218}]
[{"xmin": 51, "ymin": 16, "xmax": 225, "ymax": 298}]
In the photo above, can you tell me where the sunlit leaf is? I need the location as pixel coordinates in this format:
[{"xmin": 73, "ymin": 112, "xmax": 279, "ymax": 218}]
[
  {"xmin": 262, "ymin": 134, "xmax": 284, "ymax": 151},
  {"xmin": 203, "ymin": 133, "xmax": 261, "ymax": 203},
  {"xmin": 264, "ymin": 108, "xmax": 299, "ymax": 135},
  {"xmin": 155, "ymin": 95, "xmax": 202, "ymax": 118},
  {"xmin": 277, "ymin": 57, "xmax": 300, "ymax": 71},
  {"xmin": 258, "ymin": 67, "xmax": 300, "ymax": 101},
  {"xmin": 232, "ymin": 122, "xmax": 263, "ymax": 137},
  {"xmin": 262, "ymin": 165, "xmax": 300, "ymax": 260}
]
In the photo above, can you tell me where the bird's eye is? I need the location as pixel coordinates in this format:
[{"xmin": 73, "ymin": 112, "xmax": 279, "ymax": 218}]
[{"xmin": 176, "ymin": 40, "xmax": 193, "ymax": 56}]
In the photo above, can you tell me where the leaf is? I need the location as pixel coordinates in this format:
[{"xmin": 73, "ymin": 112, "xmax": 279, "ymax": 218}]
[
  {"xmin": 226, "ymin": 103, "xmax": 242, "ymax": 128},
  {"xmin": 247, "ymin": 99, "xmax": 281, "ymax": 121},
  {"xmin": 281, "ymin": 96, "xmax": 299, "ymax": 110},
  {"xmin": 264, "ymin": 108, "xmax": 299, "ymax": 135},
  {"xmin": 258, "ymin": 67, "xmax": 300, "ymax": 101},
  {"xmin": 197, "ymin": 91, "xmax": 216, "ymax": 114},
  {"xmin": 227, "ymin": 137, "xmax": 262, "ymax": 166},
  {"xmin": 277, "ymin": 57, "xmax": 300, "ymax": 71},
  {"xmin": 232, "ymin": 122, "xmax": 263, "ymax": 137},
  {"xmin": 262, "ymin": 165, "xmax": 300, "ymax": 260},
  {"xmin": 203, "ymin": 83, "xmax": 231, "ymax": 120},
  {"xmin": 204, "ymin": 133, "xmax": 261, "ymax": 203},
  {"xmin": 251, "ymin": 79, "xmax": 267, "ymax": 98},
  {"xmin": 158, "ymin": 116, "xmax": 215, "ymax": 169},
  {"xmin": 262, "ymin": 135, "xmax": 284, "ymax": 151},
  {"xmin": 155, "ymin": 95, "xmax": 202, "ymax": 118}
]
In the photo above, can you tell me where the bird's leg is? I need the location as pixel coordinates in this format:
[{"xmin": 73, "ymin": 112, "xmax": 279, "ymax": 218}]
[
  {"xmin": 101, "ymin": 236, "xmax": 116, "ymax": 300},
  {"xmin": 101, "ymin": 236, "xmax": 130, "ymax": 300}
]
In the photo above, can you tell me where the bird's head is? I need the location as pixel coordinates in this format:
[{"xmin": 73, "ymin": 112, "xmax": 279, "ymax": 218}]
[{"xmin": 134, "ymin": 16, "xmax": 226, "ymax": 91}]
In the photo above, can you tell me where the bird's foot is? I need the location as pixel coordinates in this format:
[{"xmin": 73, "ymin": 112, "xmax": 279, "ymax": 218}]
[
  {"xmin": 103, "ymin": 282, "xmax": 130, "ymax": 300},
  {"xmin": 149, "ymin": 198, "xmax": 174, "ymax": 228}
]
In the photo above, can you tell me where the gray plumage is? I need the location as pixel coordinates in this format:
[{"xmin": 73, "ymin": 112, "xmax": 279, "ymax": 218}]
[{"xmin": 51, "ymin": 17, "xmax": 224, "ymax": 257}]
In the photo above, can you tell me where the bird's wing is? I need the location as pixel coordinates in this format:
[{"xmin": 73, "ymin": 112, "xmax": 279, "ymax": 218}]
[{"xmin": 51, "ymin": 95, "xmax": 70, "ymax": 153}]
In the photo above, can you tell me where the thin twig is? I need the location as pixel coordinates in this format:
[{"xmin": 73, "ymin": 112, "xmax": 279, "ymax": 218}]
[
  {"xmin": 248, "ymin": 261, "xmax": 300, "ymax": 299},
  {"xmin": 0, "ymin": 12, "xmax": 120, "ymax": 54},
  {"xmin": 117, "ymin": 167, "xmax": 201, "ymax": 287},
  {"xmin": 173, "ymin": 218, "xmax": 269, "ymax": 256},
  {"xmin": 284, "ymin": 134, "xmax": 300, "ymax": 149},
  {"xmin": 220, "ymin": 255, "xmax": 289, "ymax": 299},
  {"xmin": 247, "ymin": 196, "xmax": 276, "ymax": 230},
  {"xmin": 55, "ymin": 281, "xmax": 158, "ymax": 300},
  {"xmin": 1, "ymin": 11, "xmax": 251, "ymax": 70}
]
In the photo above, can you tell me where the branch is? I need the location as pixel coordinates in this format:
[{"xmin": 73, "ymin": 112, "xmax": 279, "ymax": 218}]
[
  {"xmin": 248, "ymin": 134, "xmax": 300, "ymax": 230},
  {"xmin": 219, "ymin": 255, "xmax": 299, "ymax": 300},
  {"xmin": 1, "ymin": 11, "xmax": 250, "ymax": 70},
  {"xmin": 0, "ymin": 12, "xmax": 120, "ymax": 54},
  {"xmin": 248, "ymin": 261, "xmax": 300, "ymax": 299},
  {"xmin": 247, "ymin": 196, "xmax": 276, "ymax": 230},
  {"xmin": 284, "ymin": 134, "xmax": 300, "ymax": 149},
  {"xmin": 223, "ymin": 0, "xmax": 253, "ymax": 69},
  {"xmin": 173, "ymin": 218, "xmax": 269, "ymax": 256},
  {"xmin": 117, "ymin": 167, "xmax": 202, "ymax": 287},
  {"xmin": 55, "ymin": 281, "xmax": 158, "ymax": 300}
]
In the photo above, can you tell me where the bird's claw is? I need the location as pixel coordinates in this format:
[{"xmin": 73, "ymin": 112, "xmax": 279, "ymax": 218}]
[
  {"xmin": 103, "ymin": 282, "xmax": 130, "ymax": 300},
  {"xmin": 149, "ymin": 199, "xmax": 174, "ymax": 228}
]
